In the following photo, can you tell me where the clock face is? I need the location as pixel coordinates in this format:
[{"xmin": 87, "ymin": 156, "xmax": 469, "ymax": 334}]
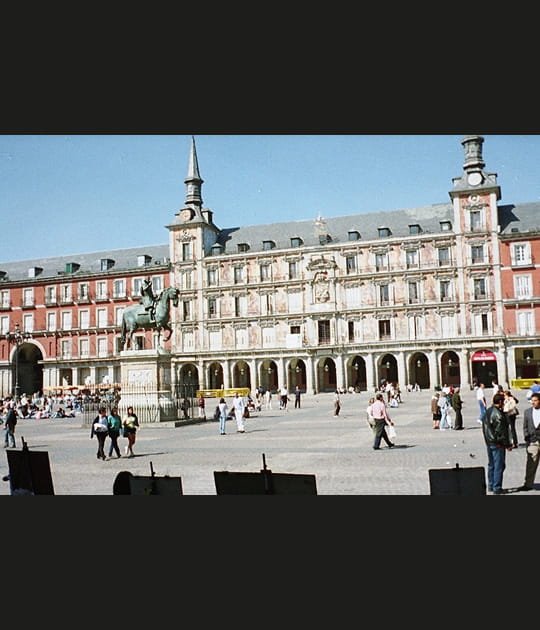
[
  {"xmin": 467, "ymin": 172, "xmax": 483, "ymax": 186},
  {"xmin": 180, "ymin": 208, "xmax": 193, "ymax": 222}
]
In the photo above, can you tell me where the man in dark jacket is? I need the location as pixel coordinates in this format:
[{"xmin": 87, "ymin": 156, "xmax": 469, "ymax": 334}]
[
  {"xmin": 3, "ymin": 401, "xmax": 18, "ymax": 448},
  {"xmin": 482, "ymin": 392, "xmax": 512, "ymax": 494},
  {"xmin": 518, "ymin": 392, "xmax": 540, "ymax": 491}
]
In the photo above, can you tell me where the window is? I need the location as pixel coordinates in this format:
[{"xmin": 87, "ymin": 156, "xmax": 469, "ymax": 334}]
[
  {"xmin": 348, "ymin": 321, "xmax": 355, "ymax": 342},
  {"xmin": 65, "ymin": 262, "xmax": 80, "ymax": 273},
  {"xmin": 100, "ymin": 258, "xmax": 114, "ymax": 271},
  {"xmin": 471, "ymin": 245, "xmax": 484, "ymax": 264},
  {"xmin": 60, "ymin": 284, "xmax": 72, "ymax": 303},
  {"xmin": 152, "ymin": 276, "xmax": 163, "ymax": 294},
  {"xmin": 0, "ymin": 290, "xmax": 9, "ymax": 308},
  {"xmin": 208, "ymin": 298, "xmax": 217, "ymax": 318},
  {"xmin": 319, "ymin": 234, "xmax": 331, "ymax": 245},
  {"xmin": 211, "ymin": 245, "xmax": 222, "ymax": 255},
  {"xmin": 375, "ymin": 253, "xmax": 388, "ymax": 271},
  {"xmin": 115, "ymin": 307, "xmax": 124, "ymax": 326},
  {"xmin": 23, "ymin": 313, "xmax": 33, "ymax": 333},
  {"xmin": 47, "ymin": 312, "xmax": 56, "ymax": 331},
  {"xmin": 96, "ymin": 281, "xmax": 107, "ymax": 300},
  {"xmin": 137, "ymin": 255, "xmax": 151, "ymax": 267},
  {"xmin": 440, "ymin": 221, "xmax": 452, "ymax": 231},
  {"xmin": 182, "ymin": 242, "xmax": 192, "ymax": 261},
  {"xmin": 470, "ymin": 211, "xmax": 482, "ymax": 231},
  {"xmin": 263, "ymin": 294, "xmax": 273, "ymax": 315},
  {"xmin": 234, "ymin": 267, "xmax": 244, "ymax": 284},
  {"xmin": 473, "ymin": 278, "xmax": 486, "ymax": 299},
  {"xmin": 97, "ymin": 337, "xmax": 108, "ymax": 357},
  {"xmin": 0, "ymin": 316, "xmax": 8, "ymax": 334},
  {"xmin": 481, "ymin": 313, "xmax": 489, "ymax": 334},
  {"xmin": 80, "ymin": 338, "xmax": 89, "ymax": 358},
  {"xmin": 113, "ymin": 279, "xmax": 125, "ymax": 298},
  {"xmin": 234, "ymin": 296, "xmax": 246, "ymax": 317},
  {"xmin": 318, "ymin": 320, "xmax": 331, "ymax": 344},
  {"xmin": 348, "ymin": 231, "xmax": 360, "ymax": 241},
  {"xmin": 408, "ymin": 282, "xmax": 419, "ymax": 304},
  {"xmin": 409, "ymin": 224, "xmax": 422, "ymax": 235},
  {"xmin": 22, "ymin": 288, "xmax": 34, "ymax": 307},
  {"xmin": 290, "ymin": 237, "xmax": 303, "ymax": 248},
  {"xmin": 517, "ymin": 311, "xmax": 535, "ymax": 335},
  {"xmin": 515, "ymin": 275, "xmax": 532, "ymax": 299},
  {"xmin": 97, "ymin": 308, "xmax": 108, "ymax": 328},
  {"xmin": 207, "ymin": 269, "xmax": 217, "ymax": 286},
  {"xmin": 440, "ymin": 280, "xmax": 451, "ymax": 301},
  {"xmin": 345, "ymin": 285, "xmax": 361, "ymax": 308},
  {"xmin": 61, "ymin": 339, "xmax": 71, "ymax": 359},
  {"xmin": 78, "ymin": 283, "xmax": 90, "ymax": 301},
  {"xmin": 133, "ymin": 278, "xmax": 143, "ymax": 296},
  {"xmin": 379, "ymin": 319, "xmax": 391, "ymax": 339},
  {"xmin": 182, "ymin": 300, "xmax": 191, "ymax": 321},
  {"xmin": 288, "ymin": 261, "xmax": 299, "ymax": 279},
  {"xmin": 183, "ymin": 271, "xmax": 192, "ymax": 290},
  {"xmin": 378, "ymin": 227, "xmax": 391, "ymax": 237},
  {"xmin": 260, "ymin": 264, "xmax": 271, "ymax": 281},
  {"xmin": 406, "ymin": 250, "xmax": 418, "ymax": 269},
  {"xmin": 61, "ymin": 311, "xmax": 72, "ymax": 331},
  {"xmin": 346, "ymin": 256, "xmax": 356, "ymax": 274},
  {"xmin": 262, "ymin": 240, "xmax": 275, "ymax": 251},
  {"xmin": 512, "ymin": 243, "xmax": 532, "ymax": 266},
  {"xmin": 290, "ymin": 325, "xmax": 301, "ymax": 335},
  {"xmin": 237, "ymin": 243, "xmax": 250, "ymax": 253},
  {"xmin": 438, "ymin": 248, "xmax": 451, "ymax": 266},
  {"xmin": 379, "ymin": 284, "xmax": 390, "ymax": 305},
  {"xmin": 45, "ymin": 286, "xmax": 56, "ymax": 305}
]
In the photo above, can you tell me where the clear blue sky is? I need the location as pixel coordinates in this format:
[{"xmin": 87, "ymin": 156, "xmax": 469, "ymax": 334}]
[{"xmin": 1, "ymin": 134, "xmax": 539, "ymax": 263}]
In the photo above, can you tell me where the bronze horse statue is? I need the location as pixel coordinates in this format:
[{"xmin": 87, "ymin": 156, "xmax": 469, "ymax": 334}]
[{"xmin": 120, "ymin": 287, "xmax": 180, "ymax": 350}]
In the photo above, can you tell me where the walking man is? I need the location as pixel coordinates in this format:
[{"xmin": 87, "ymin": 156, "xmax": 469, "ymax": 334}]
[
  {"xmin": 519, "ymin": 392, "xmax": 540, "ymax": 491},
  {"xmin": 482, "ymin": 392, "xmax": 513, "ymax": 494},
  {"xmin": 232, "ymin": 393, "xmax": 245, "ymax": 433},
  {"xmin": 476, "ymin": 382, "xmax": 487, "ymax": 424},
  {"xmin": 294, "ymin": 386, "xmax": 302, "ymax": 409},
  {"xmin": 451, "ymin": 387, "xmax": 464, "ymax": 430},
  {"xmin": 3, "ymin": 401, "xmax": 17, "ymax": 448},
  {"xmin": 371, "ymin": 393, "xmax": 395, "ymax": 450}
]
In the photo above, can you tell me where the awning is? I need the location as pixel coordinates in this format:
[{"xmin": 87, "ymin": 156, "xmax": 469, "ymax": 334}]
[{"xmin": 471, "ymin": 350, "xmax": 497, "ymax": 362}]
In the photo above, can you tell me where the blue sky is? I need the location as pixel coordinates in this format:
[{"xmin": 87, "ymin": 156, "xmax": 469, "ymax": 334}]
[{"xmin": 1, "ymin": 134, "xmax": 539, "ymax": 263}]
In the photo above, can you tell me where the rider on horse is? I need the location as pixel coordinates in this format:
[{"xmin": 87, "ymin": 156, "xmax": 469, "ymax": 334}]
[{"xmin": 140, "ymin": 277, "xmax": 156, "ymax": 322}]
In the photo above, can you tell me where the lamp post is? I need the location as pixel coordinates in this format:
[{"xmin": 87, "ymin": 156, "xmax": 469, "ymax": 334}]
[{"xmin": 5, "ymin": 323, "xmax": 32, "ymax": 399}]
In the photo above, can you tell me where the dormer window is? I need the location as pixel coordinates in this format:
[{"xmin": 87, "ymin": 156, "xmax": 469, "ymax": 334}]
[
  {"xmin": 408, "ymin": 224, "xmax": 422, "ymax": 235},
  {"xmin": 440, "ymin": 220, "xmax": 452, "ymax": 232},
  {"xmin": 237, "ymin": 243, "xmax": 250, "ymax": 253},
  {"xmin": 28, "ymin": 266, "xmax": 43, "ymax": 278},
  {"xmin": 348, "ymin": 231, "xmax": 360, "ymax": 241},
  {"xmin": 290, "ymin": 237, "xmax": 303, "ymax": 248},
  {"xmin": 100, "ymin": 258, "xmax": 114, "ymax": 271},
  {"xmin": 378, "ymin": 227, "xmax": 391, "ymax": 238},
  {"xmin": 319, "ymin": 234, "xmax": 331, "ymax": 245},
  {"xmin": 66, "ymin": 262, "xmax": 80, "ymax": 273},
  {"xmin": 211, "ymin": 244, "xmax": 223, "ymax": 256},
  {"xmin": 262, "ymin": 240, "xmax": 275, "ymax": 251},
  {"xmin": 137, "ymin": 254, "xmax": 152, "ymax": 267}
]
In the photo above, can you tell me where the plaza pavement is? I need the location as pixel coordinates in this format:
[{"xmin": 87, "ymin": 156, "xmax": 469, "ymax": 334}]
[{"xmin": 1, "ymin": 387, "xmax": 537, "ymax": 495}]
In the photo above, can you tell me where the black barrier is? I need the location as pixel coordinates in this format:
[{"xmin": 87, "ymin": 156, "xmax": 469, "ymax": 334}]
[
  {"xmin": 4, "ymin": 438, "xmax": 55, "ymax": 495},
  {"xmin": 214, "ymin": 453, "xmax": 317, "ymax": 495},
  {"xmin": 428, "ymin": 464, "xmax": 486, "ymax": 496},
  {"xmin": 112, "ymin": 462, "xmax": 183, "ymax": 495}
]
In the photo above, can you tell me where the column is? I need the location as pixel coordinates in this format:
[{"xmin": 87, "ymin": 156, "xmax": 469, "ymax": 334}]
[
  {"xmin": 306, "ymin": 356, "xmax": 315, "ymax": 395},
  {"xmin": 459, "ymin": 348, "xmax": 471, "ymax": 390},
  {"xmin": 365, "ymin": 352, "xmax": 375, "ymax": 392},
  {"xmin": 223, "ymin": 359, "xmax": 231, "ymax": 390},
  {"xmin": 428, "ymin": 350, "xmax": 439, "ymax": 389},
  {"xmin": 336, "ymin": 353, "xmax": 345, "ymax": 391},
  {"xmin": 397, "ymin": 351, "xmax": 407, "ymax": 389}
]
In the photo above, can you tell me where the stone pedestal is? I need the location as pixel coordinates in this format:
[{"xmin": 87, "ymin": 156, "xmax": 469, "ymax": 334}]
[{"xmin": 119, "ymin": 349, "xmax": 175, "ymax": 423}]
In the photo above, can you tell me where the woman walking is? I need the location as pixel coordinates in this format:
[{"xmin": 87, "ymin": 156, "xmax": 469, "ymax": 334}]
[
  {"xmin": 122, "ymin": 406, "xmax": 139, "ymax": 457},
  {"xmin": 107, "ymin": 406, "xmax": 122, "ymax": 458},
  {"xmin": 503, "ymin": 390, "xmax": 519, "ymax": 449},
  {"xmin": 218, "ymin": 397, "xmax": 228, "ymax": 435}
]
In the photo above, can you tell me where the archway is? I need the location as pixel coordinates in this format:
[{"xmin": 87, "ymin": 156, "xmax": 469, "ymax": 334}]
[
  {"xmin": 379, "ymin": 354, "xmax": 397, "ymax": 387},
  {"xmin": 263, "ymin": 360, "xmax": 278, "ymax": 392},
  {"xmin": 12, "ymin": 342, "xmax": 43, "ymax": 397},
  {"xmin": 288, "ymin": 359, "xmax": 306, "ymax": 391},
  {"xmin": 349, "ymin": 355, "xmax": 366, "ymax": 391},
  {"xmin": 410, "ymin": 352, "xmax": 430, "ymax": 389},
  {"xmin": 233, "ymin": 361, "xmax": 251, "ymax": 389},
  {"xmin": 208, "ymin": 362, "xmax": 223, "ymax": 389},
  {"xmin": 319, "ymin": 358, "xmax": 336, "ymax": 393},
  {"xmin": 471, "ymin": 350, "xmax": 498, "ymax": 388},
  {"xmin": 440, "ymin": 350, "xmax": 460, "ymax": 387}
]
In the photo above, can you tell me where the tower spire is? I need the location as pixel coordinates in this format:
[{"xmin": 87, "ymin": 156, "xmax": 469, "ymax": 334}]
[{"xmin": 184, "ymin": 135, "xmax": 204, "ymax": 209}]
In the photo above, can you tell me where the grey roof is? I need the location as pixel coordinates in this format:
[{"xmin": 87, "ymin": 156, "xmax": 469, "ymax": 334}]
[
  {"xmin": 498, "ymin": 202, "xmax": 540, "ymax": 235},
  {"xmin": 0, "ymin": 244, "xmax": 170, "ymax": 283},
  {"xmin": 216, "ymin": 203, "xmax": 455, "ymax": 254}
]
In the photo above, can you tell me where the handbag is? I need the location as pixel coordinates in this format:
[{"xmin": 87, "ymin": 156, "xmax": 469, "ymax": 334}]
[{"xmin": 387, "ymin": 424, "xmax": 397, "ymax": 439}]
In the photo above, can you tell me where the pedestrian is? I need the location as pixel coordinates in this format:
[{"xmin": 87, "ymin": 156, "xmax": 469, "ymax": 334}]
[
  {"xmin": 107, "ymin": 406, "xmax": 122, "ymax": 458},
  {"xmin": 198, "ymin": 395, "xmax": 206, "ymax": 420},
  {"xmin": 232, "ymin": 393, "xmax": 245, "ymax": 433},
  {"xmin": 279, "ymin": 385, "xmax": 289, "ymax": 410},
  {"xmin": 431, "ymin": 390, "xmax": 441, "ymax": 429},
  {"xmin": 476, "ymin": 382, "xmax": 487, "ymax": 423},
  {"xmin": 371, "ymin": 393, "xmax": 395, "ymax": 450},
  {"xmin": 518, "ymin": 392, "xmax": 540, "ymax": 491},
  {"xmin": 481, "ymin": 392, "xmax": 513, "ymax": 494},
  {"xmin": 333, "ymin": 390, "xmax": 342, "ymax": 416},
  {"xmin": 438, "ymin": 390, "xmax": 450, "ymax": 430},
  {"xmin": 502, "ymin": 390, "xmax": 519, "ymax": 449},
  {"xmin": 3, "ymin": 401, "xmax": 17, "ymax": 448},
  {"xmin": 91, "ymin": 406, "xmax": 109, "ymax": 461},
  {"xmin": 294, "ymin": 386, "xmax": 302, "ymax": 409},
  {"xmin": 365, "ymin": 396, "xmax": 376, "ymax": 432},
  {"xmin": 218, "ymin": 397, "xmax": 228, "ymax": 435},
  {"xmin": 122, "ymin": 405, "xmax": 139, "ymax": 457},
  {"xmin": 265, "ymin": 389, "xmax": 272, "ymax": 410},
  {"xmin": 451, "ymin": 387, "xmax": 464, "ymax": 430}
]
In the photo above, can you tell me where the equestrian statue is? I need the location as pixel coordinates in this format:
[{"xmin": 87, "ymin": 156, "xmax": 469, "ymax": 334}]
[{"xmin": 120, "ymin": 282, "xmax": 180, "ymax": 350}]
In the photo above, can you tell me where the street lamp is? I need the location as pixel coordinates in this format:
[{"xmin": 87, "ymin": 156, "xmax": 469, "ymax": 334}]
[{"xmin": 5, "ymin": 322, "xmax": 32, "ymax": 399}]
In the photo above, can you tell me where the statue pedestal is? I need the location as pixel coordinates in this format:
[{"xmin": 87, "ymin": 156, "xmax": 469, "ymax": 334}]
[{"xmin": 119, "ymin": 349, "xmax": 175, "ymax": 423}]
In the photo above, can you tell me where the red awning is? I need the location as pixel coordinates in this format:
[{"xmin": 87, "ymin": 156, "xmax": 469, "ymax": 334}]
[{"xmin": 471, "ymin": 350, "xmax": 497, "ymax": 362}]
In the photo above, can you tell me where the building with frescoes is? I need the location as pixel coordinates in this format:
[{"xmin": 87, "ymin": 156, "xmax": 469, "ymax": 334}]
[{"xmin": 1, "ymin": 135, "xmax": 538, "ymax": 408}]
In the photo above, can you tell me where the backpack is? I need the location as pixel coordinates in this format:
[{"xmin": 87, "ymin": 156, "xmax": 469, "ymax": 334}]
[{"xmin": 213, "ymin": 406, "xmax": 220, "ymax": 421}]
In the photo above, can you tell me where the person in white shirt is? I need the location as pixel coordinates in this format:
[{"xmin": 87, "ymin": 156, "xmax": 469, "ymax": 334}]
[
  {"xmin": 519, "ymin": 393, "xmax": 540, "ymax": 491},
  {"xmin": 476, "ymin": 383, "xmax": 487, "ymax": 423},
  {"xmin": 232, "ymin": 393, "xmax": 245, "ymax": 433}
]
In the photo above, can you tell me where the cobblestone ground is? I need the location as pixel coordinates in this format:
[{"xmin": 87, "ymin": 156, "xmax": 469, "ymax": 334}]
[{"xmin": 0, "ymin": 388, "xmax": 536, "ymax": 495}]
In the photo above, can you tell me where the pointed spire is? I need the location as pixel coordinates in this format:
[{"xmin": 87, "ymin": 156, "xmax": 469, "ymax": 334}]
[{"xmin": 184, "ymin": 135, "xmax": 204, "ymax": 208}]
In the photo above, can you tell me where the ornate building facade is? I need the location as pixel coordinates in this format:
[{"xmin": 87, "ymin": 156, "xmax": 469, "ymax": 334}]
[{"xmin": 1, "ymin": 134, "xmax": 539, "ymax": 401}]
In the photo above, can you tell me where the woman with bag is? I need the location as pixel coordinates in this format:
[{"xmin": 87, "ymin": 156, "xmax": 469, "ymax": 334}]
[
  {"xmin": 503, "ymin": 390, "xmax": 519, "ymax": 449},
  {"xmin": 90, "ymin": 406, "xmax": 109, "ymax": 461},
  {"xmin": 431, "ymin": 391, "xmax": 441, "ymax": 429},
  {"xmin": 122, "ymin": 406, "xmax": 139, "ymax": 457}
]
